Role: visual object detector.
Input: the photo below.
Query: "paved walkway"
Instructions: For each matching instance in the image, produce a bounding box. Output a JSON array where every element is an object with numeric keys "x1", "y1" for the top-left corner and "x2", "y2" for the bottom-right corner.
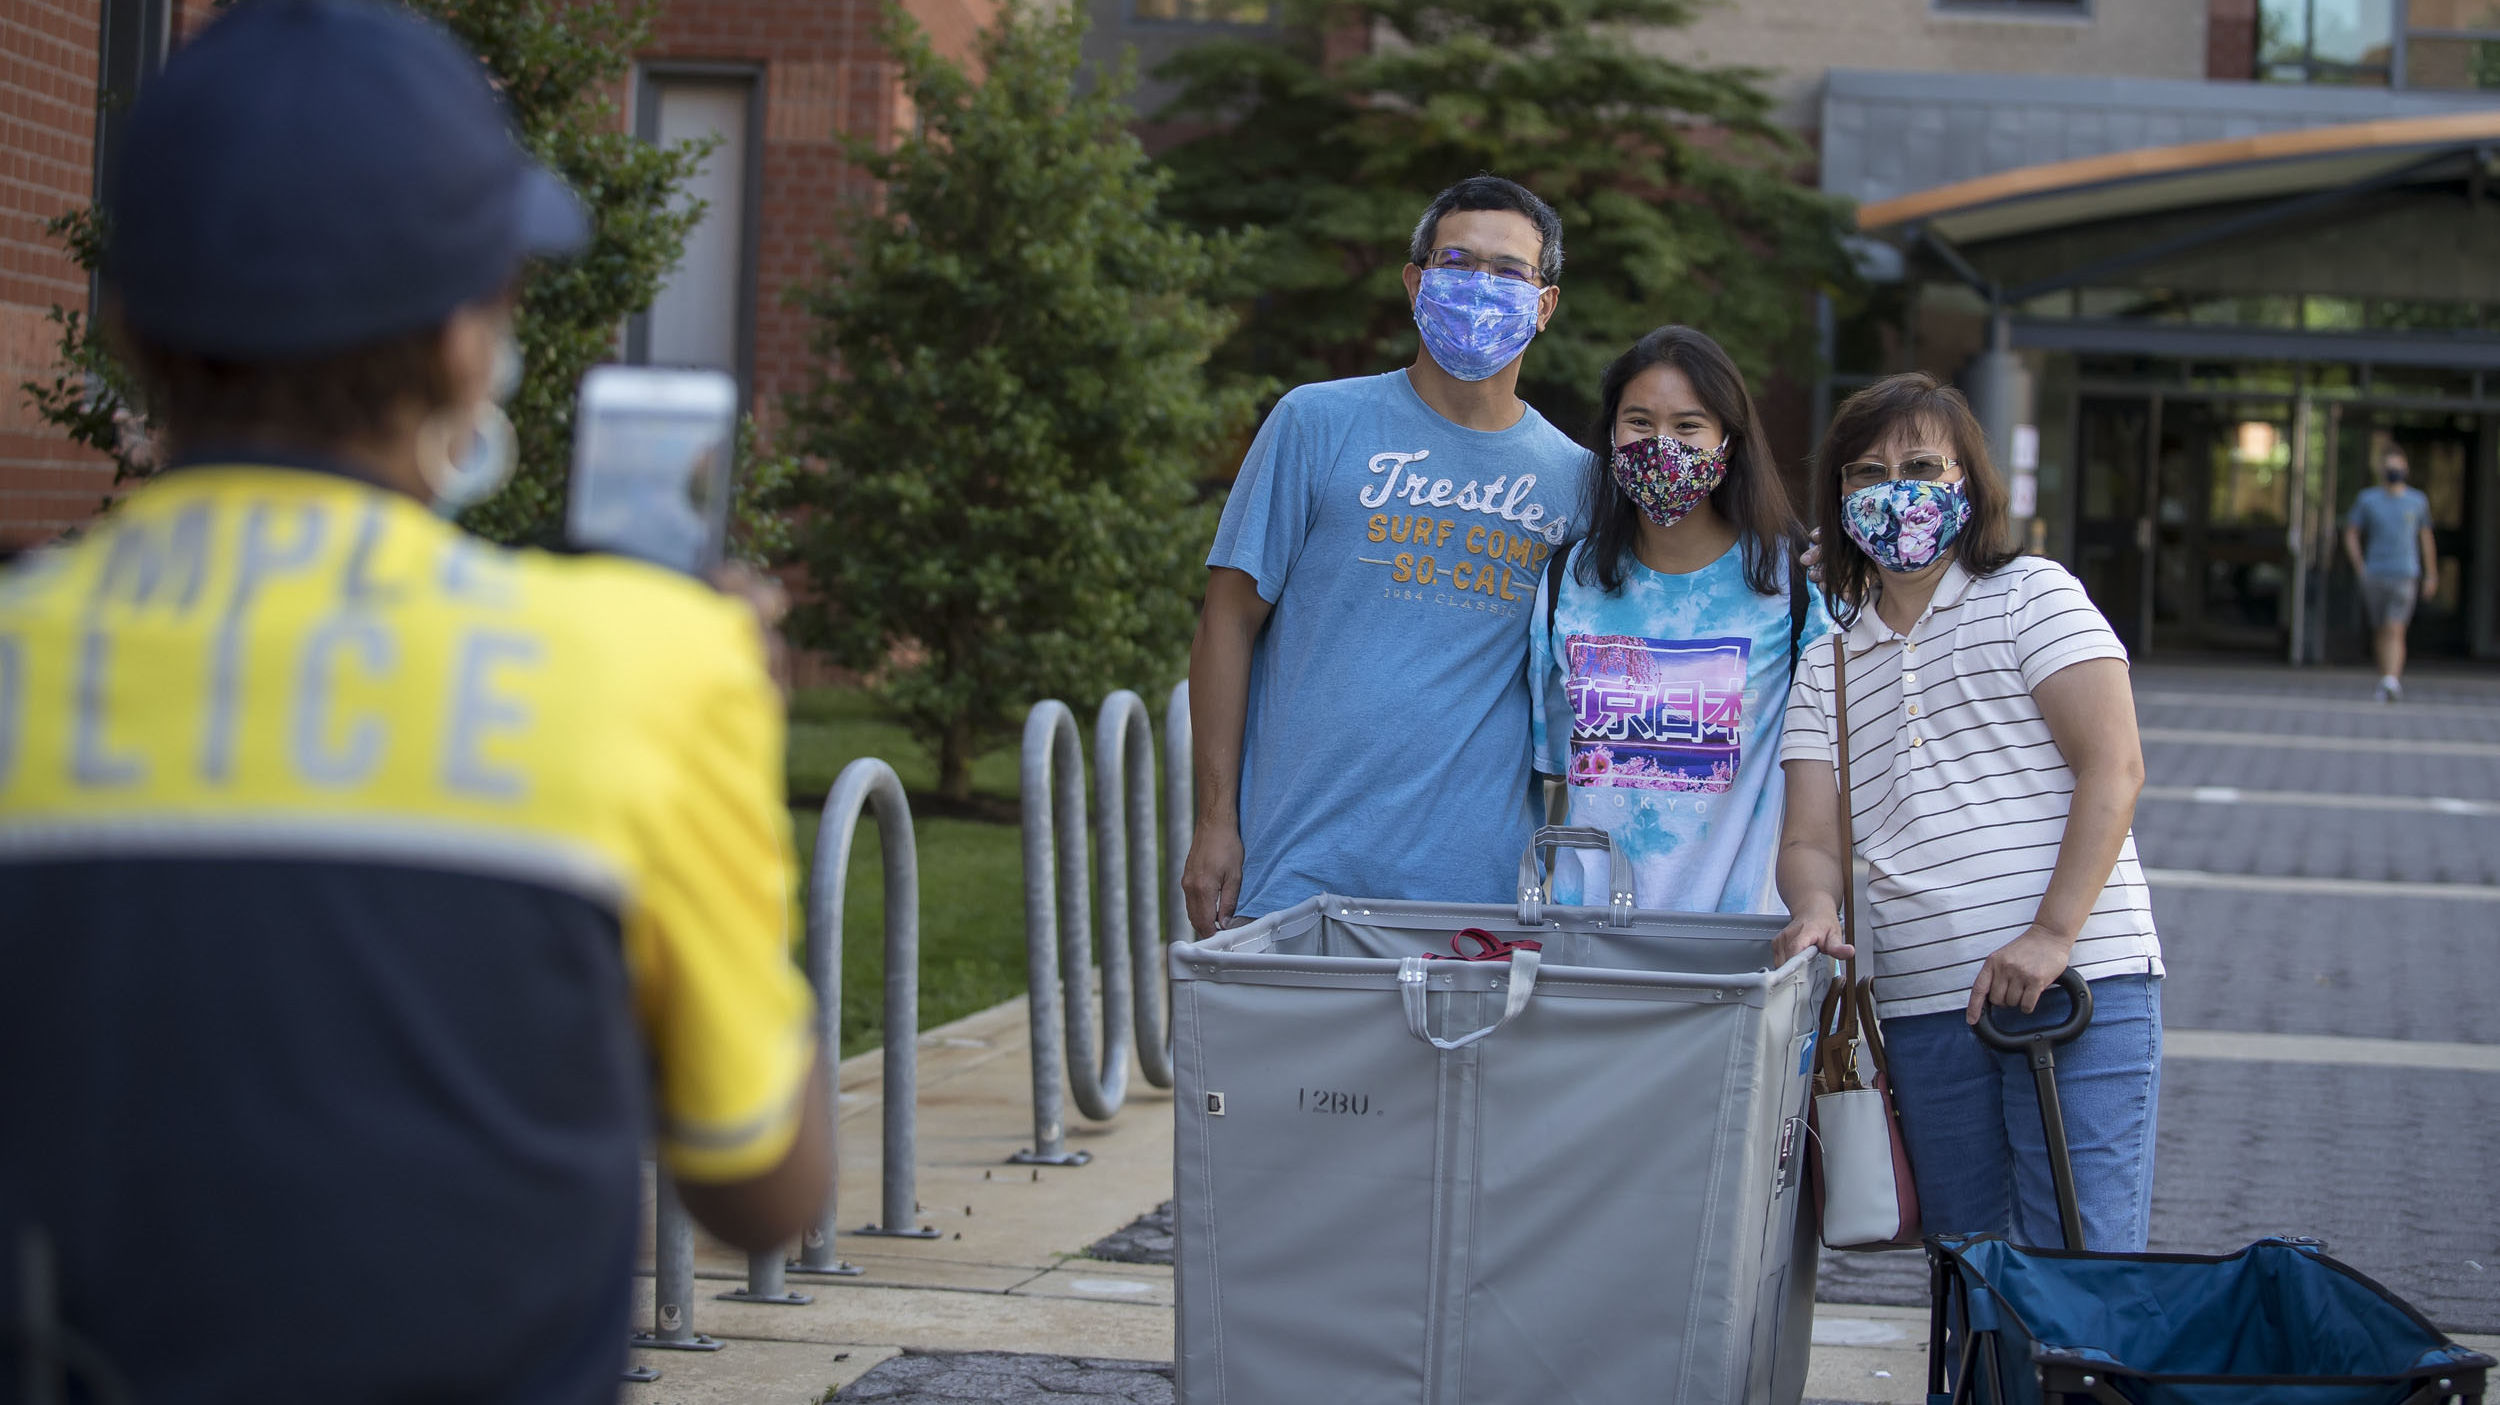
[{"x1": 629, "y1": 662, "x2": 2500, "y2": 1402}]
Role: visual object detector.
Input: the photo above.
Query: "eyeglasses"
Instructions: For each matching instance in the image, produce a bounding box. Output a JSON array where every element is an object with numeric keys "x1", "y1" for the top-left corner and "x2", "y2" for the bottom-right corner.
[
  {"x1": 1840, "y1": 454, "x2": 1959, "y2": 492},
  {"x1": 1423, "y1": 246, "x2": 1542, "y2": 286}
]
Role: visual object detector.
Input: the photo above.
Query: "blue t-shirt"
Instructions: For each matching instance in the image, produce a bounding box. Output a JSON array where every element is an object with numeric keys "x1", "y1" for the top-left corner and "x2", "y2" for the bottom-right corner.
[
  {"x1": 1209, "y1": 369, "x2": 1589, "y2": 916},
  {"x1": 1529, "y1": 539, "x2": 1827, "y2": 914},
  {"x1": 2347, "y1": 485, "x2": 2432, "y2": 578}
]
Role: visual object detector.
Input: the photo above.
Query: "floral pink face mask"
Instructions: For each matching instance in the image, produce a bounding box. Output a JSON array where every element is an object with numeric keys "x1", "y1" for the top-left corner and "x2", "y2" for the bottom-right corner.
[{"x1": 1610, "y1": 433, "x2": 1729, "y2": 528}]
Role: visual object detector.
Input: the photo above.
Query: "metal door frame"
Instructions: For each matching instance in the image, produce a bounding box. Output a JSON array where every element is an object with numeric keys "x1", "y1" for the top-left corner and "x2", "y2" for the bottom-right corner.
[{"x1": 2070, "y1": 386, "x2": 2314, "y2": 657}]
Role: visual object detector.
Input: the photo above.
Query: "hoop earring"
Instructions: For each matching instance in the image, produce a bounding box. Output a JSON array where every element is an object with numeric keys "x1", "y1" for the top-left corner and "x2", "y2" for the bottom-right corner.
[
  {"x1": 419, "y1": 402, "x2": 517, "y2": 517},
  {"x1": 415, "y1": 411, "x2": 461, "y2": 498}
]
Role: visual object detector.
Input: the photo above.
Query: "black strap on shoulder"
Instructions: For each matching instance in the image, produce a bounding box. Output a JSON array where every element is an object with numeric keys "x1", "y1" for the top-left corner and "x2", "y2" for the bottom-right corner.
[
  {"x1": 1542, "y1": 539, "x2": 1573, "y2": 645},
  {"x1": 1787, "y1": 547, "x2": 1809, "y2": 681}
]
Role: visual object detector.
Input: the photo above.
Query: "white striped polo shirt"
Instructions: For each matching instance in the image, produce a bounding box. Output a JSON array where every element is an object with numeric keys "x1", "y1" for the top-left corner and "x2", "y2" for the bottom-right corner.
[{"x1": 1778, "y1": 557, "x2": 2163, "y2": 1020}]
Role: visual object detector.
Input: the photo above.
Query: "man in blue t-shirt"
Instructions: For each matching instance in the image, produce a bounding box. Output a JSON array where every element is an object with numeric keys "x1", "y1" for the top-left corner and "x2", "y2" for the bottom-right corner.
[
  {"x1": 2343, "y1": 444, "x2": 2439, "y2": 703},
  {"x1": 1182, "y1": 177, "x2": 1591, "y2": 931}
]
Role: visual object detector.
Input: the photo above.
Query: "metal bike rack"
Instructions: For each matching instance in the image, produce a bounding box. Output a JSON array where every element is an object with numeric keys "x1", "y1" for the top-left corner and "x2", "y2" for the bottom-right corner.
[
  {"x1": 631, "y1": 756, "x2": 931, "y2": 1375},
  {"x1": 784, "y1": 756, "x2": 933, "y2": 1282},
  {"x1": 1013, "y1": 685, "x2": 1191, "y2": 1163},
  {"x1": 1014, "y1": 699, "x2": 1124, "y2": 1164},
  {"x1": 1145, "y1": 680, "x2": 1190, "y2": 1088},
  {"x1": 633, "y1": 1177, "x2": 724, "y2": 1359}
]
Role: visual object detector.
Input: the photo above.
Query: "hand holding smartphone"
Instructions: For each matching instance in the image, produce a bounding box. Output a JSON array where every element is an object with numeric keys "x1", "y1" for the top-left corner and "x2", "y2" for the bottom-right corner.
[{"x1": 566, "y1": 366, "x2": 740, "y2": 576}]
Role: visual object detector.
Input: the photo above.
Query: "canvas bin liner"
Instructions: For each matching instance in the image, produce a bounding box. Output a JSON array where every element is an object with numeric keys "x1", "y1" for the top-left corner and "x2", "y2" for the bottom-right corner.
[{"x1": 1169, "y1": 828, "x2": 1831, "y2": 1405}]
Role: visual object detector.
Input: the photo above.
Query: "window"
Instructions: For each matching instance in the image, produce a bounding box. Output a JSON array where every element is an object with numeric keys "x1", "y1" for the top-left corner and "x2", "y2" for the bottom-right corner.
[
  {"x1": 2258, "y1": 0, "x2": 2500, "y2": 87},
  {"x1": 1131, "y1": 0, "x2": 1273, "y2": 24},
  {"x1": 2401, "y1": 0, "x2": 2500, "y2": 88},
  {"x1": 629, "y1": 68, "x2": 762, "y2": 391},
  {"x1": 93, "y1": 0, "x2": 171, "y2": 183},
  {"x1": 1932, "y1": 0, "x2": 2092, "y2": 17},
  {"x1": 92, "y1": 0, "x2": 172, "y2": 312},
  {"x1": 2259, "y1": 0, "x2": 2396, "y2": 83}
]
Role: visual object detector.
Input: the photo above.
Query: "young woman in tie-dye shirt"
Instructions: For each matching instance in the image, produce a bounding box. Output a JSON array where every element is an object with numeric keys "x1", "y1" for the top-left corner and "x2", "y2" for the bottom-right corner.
[{"x1": 1528, "y1": 326, "x2": 1826, "y2": 913}]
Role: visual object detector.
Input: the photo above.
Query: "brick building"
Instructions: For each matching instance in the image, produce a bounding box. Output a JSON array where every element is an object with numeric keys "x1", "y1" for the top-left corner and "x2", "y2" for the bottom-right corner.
[
  {"x1": 0, "y1": 0, "x2": 993, "y2": 550},
  {"x1": 1, "y1": 0, "x2": 133, "y2": 549}
]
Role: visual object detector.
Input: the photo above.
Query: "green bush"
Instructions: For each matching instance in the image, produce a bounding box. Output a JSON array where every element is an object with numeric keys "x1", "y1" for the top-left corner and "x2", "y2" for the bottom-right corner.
[
  {"x1": 784, "y1": 1, "x2": 1262, "y2": 801},
  {"x1": 1152, "y1": 0, "x2": 1861, "y2": 434}
]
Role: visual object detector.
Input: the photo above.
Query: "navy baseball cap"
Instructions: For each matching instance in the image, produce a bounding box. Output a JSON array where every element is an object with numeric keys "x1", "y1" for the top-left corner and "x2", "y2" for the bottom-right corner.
[{"x1": 106, "y1": 0, "x2": 589, "y2": 359}]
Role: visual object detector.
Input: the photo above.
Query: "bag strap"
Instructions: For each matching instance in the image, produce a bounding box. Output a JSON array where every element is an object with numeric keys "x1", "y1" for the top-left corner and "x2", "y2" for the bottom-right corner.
[
  {"x1": 1840, "y1": 622, "x2": 1860, "y2": 1030},
  {"x1": 1787, "y1": 547, "x2": 1809, "y2": 683},
  {"x1": 1542, "y1": 539, "x2": 1572, "y2": 646},
  {"x1": 1812, "y1": 622, "x2": 1874, "y2": 1095},
  {"x1": 1833, "y1": 624, "x2": 1859, "y2": 1000}
]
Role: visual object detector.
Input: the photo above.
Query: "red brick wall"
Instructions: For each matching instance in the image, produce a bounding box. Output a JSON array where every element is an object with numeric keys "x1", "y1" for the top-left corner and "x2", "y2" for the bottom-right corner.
[
  {"x1": 0, "y1": 0, "x2": 1006, "y2": 548},
  {"x1": 1, "y1": 0, "x2": 106, "y2": 550},
  {"x1": 644, "y1": 0, "x2": 998, "y2": 428},
  {"x1": 2208, "y1": 0, "x2": 2257, "y2": 81}
]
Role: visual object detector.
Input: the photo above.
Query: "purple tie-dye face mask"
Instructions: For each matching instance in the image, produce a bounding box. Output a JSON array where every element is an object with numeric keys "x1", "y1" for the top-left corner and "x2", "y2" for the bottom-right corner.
[
  {"x1": 1412, "y1": 268, "x2": 1542, "y2": 382},
  {"x1": 1610, "y1": 433, "x2": 1729, "y2": 529}
]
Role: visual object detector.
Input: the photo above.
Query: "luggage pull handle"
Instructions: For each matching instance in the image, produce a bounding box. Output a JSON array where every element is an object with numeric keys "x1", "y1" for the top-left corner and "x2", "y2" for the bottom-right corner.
[
  {"x1": 1973, "y1": 969, "x2": 2094, "y2": 1252},
  {"x1": 1516, "y1": 825, "x2": 1634, "y2": 929},
  {"x1": 1398, "y1": 951, "x2": 1540, "y2": 1051}
]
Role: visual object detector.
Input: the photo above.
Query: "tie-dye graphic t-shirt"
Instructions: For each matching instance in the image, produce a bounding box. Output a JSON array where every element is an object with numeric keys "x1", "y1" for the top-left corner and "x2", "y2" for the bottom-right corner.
[{"x1": 1529, "y1": 540, "x2": 1826, "y2": 914}]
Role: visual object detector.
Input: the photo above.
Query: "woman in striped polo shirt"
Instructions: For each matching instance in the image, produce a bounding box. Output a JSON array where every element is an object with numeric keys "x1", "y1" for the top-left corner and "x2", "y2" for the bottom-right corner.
[{"x1": 1772, "y1": 373, "x2": 2165, "y2": 1252}]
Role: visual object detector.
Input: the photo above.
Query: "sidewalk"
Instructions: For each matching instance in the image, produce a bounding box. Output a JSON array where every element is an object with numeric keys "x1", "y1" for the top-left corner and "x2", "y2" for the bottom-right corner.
[
  {"x1": 630, "y1": 996, "x2": 1948, "y2": 1403},
  {"x1": 636, "y1": 661, "x2": 2500, "y2": 1400}
]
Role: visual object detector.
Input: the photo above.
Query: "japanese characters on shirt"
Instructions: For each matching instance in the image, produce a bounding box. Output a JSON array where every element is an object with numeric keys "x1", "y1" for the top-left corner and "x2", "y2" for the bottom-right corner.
[{"x1": 1564, "y1": 634, "x2": 1749, "y2": 797}]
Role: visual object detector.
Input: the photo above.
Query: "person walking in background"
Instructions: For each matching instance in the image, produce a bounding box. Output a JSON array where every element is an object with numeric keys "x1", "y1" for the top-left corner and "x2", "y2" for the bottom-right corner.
[
  {"x1": 1528, "y1": 326, "x2": 1825, "y2": 912},
  {"x1": 0, "y1": 3, "x2": 826, "y2": 1398},
  {"x1": 1773, "y1": 373, "x2": 2164, "y2": 1253},
  {"x1": 1182, "y1": 176, "x2": 1588, "y2": 934},
  {"x1": 2344, "y1": 443, "x2": 2438, "y2": 703}
]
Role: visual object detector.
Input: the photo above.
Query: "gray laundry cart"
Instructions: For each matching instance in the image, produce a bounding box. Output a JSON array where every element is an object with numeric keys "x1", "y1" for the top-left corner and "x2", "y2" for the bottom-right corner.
[{"x1": 1170, "y1": 828, "x2": 1829, "y2": 1405}]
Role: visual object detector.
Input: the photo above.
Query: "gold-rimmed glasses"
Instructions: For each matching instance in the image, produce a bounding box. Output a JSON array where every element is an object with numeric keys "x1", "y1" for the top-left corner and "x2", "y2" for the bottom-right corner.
[{"x1": 1840, "y1": 453, "x2": 1959, "y2": 493}]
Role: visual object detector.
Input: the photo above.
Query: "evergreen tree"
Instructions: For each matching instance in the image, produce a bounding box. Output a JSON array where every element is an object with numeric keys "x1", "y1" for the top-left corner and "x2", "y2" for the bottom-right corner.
[
  {"x1": 785, "y1": 1, "x2": 1259, "y2": 801},
  {"x1": 1152, "y1": 0, "x2": 1858, "y2": 437},
  {"x1": 22, "y1": 0, "x2": 722, "y2": 549}
]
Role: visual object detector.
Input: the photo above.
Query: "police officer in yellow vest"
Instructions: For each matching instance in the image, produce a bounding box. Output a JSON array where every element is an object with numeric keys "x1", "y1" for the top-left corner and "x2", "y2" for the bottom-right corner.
[{"x1": 0, "y1": 2, "x2": 828, "y2": 1398}]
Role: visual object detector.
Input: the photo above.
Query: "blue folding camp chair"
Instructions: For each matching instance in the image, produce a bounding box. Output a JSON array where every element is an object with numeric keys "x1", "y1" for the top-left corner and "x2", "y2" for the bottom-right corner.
[{"x1": 1925, "y1": 971, "x2": 2494, "y2": 1405}]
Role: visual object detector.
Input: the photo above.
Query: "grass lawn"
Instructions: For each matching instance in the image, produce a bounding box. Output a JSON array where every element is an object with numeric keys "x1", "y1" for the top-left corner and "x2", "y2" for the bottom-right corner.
[
  {"x1": 787, "y1": 688, "x2": 1020, "y2": 813},
  {"x1": 785, "y1": 688, "x2": 1028, "y2": 1057}
]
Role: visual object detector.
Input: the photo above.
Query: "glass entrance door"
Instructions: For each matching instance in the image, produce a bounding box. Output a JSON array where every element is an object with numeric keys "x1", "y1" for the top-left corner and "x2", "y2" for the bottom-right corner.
[
  {"x1": 2071, "y1": 395, "x2": 2297, "y2": 655},
  {"x1": 2158, "y1": 400, "x2": 2296, "y2": 652},
  {"x1": 2074, "y1": 397, "x2": 2153, "y2": 655}
]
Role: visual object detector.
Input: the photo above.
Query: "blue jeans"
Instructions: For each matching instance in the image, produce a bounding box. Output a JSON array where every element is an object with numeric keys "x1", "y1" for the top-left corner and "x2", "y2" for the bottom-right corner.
[{"x1": 1881, "y1": 974, "x2": 2162, "y2": 1252}]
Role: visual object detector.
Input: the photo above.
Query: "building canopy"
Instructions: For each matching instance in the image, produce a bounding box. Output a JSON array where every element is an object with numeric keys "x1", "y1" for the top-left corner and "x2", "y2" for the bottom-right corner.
[{"x1": 1826, "y1": 72, "x2": 2500, "y2": 366}]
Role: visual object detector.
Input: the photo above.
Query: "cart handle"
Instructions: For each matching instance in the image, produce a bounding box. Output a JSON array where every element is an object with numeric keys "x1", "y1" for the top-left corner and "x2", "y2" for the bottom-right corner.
[
  {"x1": 1974, "y1": 968, "x2": 2094, "y2": 1252},
  {"x1": 1516, "y1": 825, "x2": 1634, "y2": 929},
  {"x1": 1972, "y1": 969, "x2": 2094, "y2": 1053},
  {"x1": 1399, "y1": 951, "x2": 1539, "y2": 1051}
]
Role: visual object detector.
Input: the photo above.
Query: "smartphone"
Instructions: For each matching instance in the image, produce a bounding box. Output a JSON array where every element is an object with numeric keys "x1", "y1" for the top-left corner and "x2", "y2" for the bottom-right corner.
[{"x1": 566, "y1": 365, "x2": 740, "y2": 577}]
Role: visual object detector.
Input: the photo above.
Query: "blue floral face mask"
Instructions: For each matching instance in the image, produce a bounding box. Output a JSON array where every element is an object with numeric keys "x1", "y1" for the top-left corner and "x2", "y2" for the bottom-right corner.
[
  {"x1": 1841, "y1": 478, "x2": 1970, "y2": 574},
  {"x1": 1412, "y1": 267, "x2": 1543, "y2": 382}
]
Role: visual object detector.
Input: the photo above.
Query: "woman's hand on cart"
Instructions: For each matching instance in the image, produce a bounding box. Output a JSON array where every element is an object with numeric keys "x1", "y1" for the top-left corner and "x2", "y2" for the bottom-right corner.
[
  {"x1": 1965, "y1": 923, "x2": 2077, "y2": 1025},
  {"x1": 1773, "y1": 899, "x2": 1852, "y2": 963}
]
